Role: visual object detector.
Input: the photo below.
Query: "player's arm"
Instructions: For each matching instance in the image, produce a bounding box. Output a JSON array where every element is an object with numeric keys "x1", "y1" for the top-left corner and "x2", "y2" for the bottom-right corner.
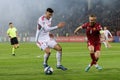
[
  {"x1": 7, "y1": 29, "x2": 11, "y2": 38},
  {"x1": 35, "y1": 24, "x2": 41, "y2": 42},
  {"x1": 43, "y1": 22, "x2": 65, "y2": 32},
  {"x1": 7, "y1": 33, "x2": 11, "y2": 38},
  {"x1": 74, "y1": 26, "x2": 82, "y2": 34},
  {"x1": 108, "y1": 30, "x2": 112, "y2": 37},
  {"x1": 7, "y1": 34, "x2": 11, "y2": 38},
  {"x1": 74, "y1": 23, "x2": 88, "y2": 34},
  {"x1": 38, "y1": 19, "x2": 65, "y2": 32}
]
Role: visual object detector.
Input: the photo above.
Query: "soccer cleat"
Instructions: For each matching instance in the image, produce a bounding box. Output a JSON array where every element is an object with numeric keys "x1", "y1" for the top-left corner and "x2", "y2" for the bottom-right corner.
[
  {"x1": 43, "y1": 64, "x2": 48, "y2": 68},
  {"x1": 56, "y1": 65, "x2": 67, "y2": 71},
  {"x1": 85, "y1": 66, "x2": 91, "y2": 72},
  {"x1": 12, "y1": 54, "x2": 16, "y2": 56},
  {"x1": 96, "y1": 66, "x2": 102, "y2": 70}
]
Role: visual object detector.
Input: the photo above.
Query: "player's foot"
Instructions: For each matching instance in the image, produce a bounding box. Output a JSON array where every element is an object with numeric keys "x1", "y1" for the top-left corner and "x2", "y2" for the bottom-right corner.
[
  {"x1": 56, "y1": 65, "x2": 67, "y2": 71},
  {"x1": 43, "y1": 64, "x2": 48, "y2": 68},
  {"x1": 12, "y1": 54, "x2": 15, "y2": 56},
  {"x1": 85, "y1": 66, "x2": 91, "y2": 72},
  {"x1": 96, "y1": 66, "x2": 102, "y2": 70}
]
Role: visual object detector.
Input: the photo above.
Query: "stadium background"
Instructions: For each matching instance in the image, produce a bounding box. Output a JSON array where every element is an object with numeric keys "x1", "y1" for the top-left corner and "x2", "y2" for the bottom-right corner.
[
  {"x1": 0, "y1": 1, "x2": 120, "y2": 80},
  {"x1": 0, "y1": 0, "x2": 120, "y2": 42}
]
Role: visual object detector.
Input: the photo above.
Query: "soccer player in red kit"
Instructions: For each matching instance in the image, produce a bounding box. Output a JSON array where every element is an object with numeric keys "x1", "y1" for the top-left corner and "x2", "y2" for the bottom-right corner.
[{"x1": 74, "y1": 14, "x2": 103, "y2": 72}]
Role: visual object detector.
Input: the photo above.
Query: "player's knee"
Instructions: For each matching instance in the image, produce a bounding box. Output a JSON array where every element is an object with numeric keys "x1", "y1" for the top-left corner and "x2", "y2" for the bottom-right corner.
[
  {"x1": 54, "y1": 44, "x2": 62, "y2": 51},
  {"x1": 90, "y1": 49, "x2": 94, "y2": 53},
  {"x1": 88, "y1": 46, "x2": 94, "y2": 53},
  {"x1": 45, "y1": 51, "x2": 51, "y2": 54},
  {"x1": 44, "y1": 48, "x2": 51, "y2": 54},
  {"x1": 95, "y1": 51, "x2": 100, "y2": 57},
  {"x1": 57, "y1": 47, "x2": 62, "y2": 51},
  {"x1": 14, "y1": 45, "x2": 17, "y2": 49}
]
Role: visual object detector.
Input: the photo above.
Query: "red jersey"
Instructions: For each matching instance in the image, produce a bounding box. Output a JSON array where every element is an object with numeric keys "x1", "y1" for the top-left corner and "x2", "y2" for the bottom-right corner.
[{"x1": 81, "y1": 22, "x2": 102, "y2": 43}]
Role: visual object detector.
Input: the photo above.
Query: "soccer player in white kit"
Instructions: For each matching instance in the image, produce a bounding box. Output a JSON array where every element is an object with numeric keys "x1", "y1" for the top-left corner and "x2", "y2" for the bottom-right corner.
[
  {"x1": 35, "y1": 8, "x2": 67, "y2": 71},
  {"x1": 103, "y1": 27, "x2": 113, "y2": 48}
]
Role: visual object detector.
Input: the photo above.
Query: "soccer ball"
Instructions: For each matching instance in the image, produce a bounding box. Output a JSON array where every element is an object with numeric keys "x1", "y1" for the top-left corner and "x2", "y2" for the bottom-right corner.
[{"x1": 44, "y1": 66, "x2": 53, "y2": 75}]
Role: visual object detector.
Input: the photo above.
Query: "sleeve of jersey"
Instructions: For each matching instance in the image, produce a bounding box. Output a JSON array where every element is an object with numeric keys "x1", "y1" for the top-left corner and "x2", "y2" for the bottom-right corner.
[
  {"x1": 38, "y1": 20, "x2": 58, "y2": 32},
  {"x1": 108, "y1": 30, "x2": 112, "y2": 37},
  {"x1": 81, "y1": 23, "x2": 87, "y2": 29},
  {"x1": 43, "y1": 25, "x2": 58, "y2": 32}
]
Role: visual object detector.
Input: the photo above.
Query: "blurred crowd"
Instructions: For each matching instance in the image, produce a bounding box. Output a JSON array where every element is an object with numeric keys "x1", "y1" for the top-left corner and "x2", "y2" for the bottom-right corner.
[
  {"x1": 1, "y1": 0, "x2": 120, "y2": 38},
  {"x1": 51, "y1": 0, "x2": 120, "y2": 36}
]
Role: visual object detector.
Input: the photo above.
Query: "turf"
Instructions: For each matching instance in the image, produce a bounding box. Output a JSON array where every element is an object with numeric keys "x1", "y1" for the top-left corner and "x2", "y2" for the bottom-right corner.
[{"x1": 0, "y1": 42, "x2": 120, "y2": 80}]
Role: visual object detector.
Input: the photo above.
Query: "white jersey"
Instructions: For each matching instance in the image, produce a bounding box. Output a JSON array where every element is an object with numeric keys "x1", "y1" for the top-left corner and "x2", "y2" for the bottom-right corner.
[
  {"x1": 104, "y1": 30, "x2": 112, "y2": 40},
  {"x1": 35, "y1": 15, "x2": 58, "y2": 42}
]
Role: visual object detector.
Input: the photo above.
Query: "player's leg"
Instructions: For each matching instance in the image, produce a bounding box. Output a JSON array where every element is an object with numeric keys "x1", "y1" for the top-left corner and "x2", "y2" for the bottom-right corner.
[
  {"x1": 12, "y1": 37, "x2": 19, "y2": 56},
  {"x1": 106, "y1": 40, "x2": 112, "y2": 48},
  {"x1": 14, "y1": 37, "x2": 19, "y2": 48},
  {"x1": 36, "y1": 41, "x2": 51, "y2": 68},
  {"x1": 94, "y1": 43, "x2": 102, "y2": 70},
  {"x1": 85, "y1": 44, "x2": 96, "y2": 72},
  {"x1": 12, "y1": 44, "x2": 19, "y2": 56},
  {"x1": 47, "y1": 39, "x2": 67, "y2": 71},
  {"x1": 94, "y1": 50, "x2": 102, "y2": 70},
  {"x1": 12, "y1": 45, "x2": 15, "y2": 56},
  {"x1": 10, "y1": 38, "x2": 15, "y2": 56},
  {"x1": 105, "y1": 36, "x2": 112, "y2": 48},
  {"x1": 54, "y1": 44, "x2": 62, "y2": 66},
  {"x1": 88, "y1": 45, "x2": 97, "y2": 66},
  {"x1": 54, "y1": 44, "x2": 67, "y2": 71},
  {"x1": 94, "y1": 42, "x2": 101, "y2": 61},
  {"x1": 103, "y1": 40, "x2": 108, "y2": 48},
  {"x1": 14, "y1": 43, "x2": 19, "y2": 49},
  {"x1": 43, "y1": 47, "x2": 51, "y2": 68}
]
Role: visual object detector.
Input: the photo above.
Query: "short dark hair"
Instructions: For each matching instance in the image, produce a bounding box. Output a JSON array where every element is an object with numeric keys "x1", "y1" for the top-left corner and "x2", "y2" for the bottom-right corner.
[
  {"x1": 46, "y1": 8, "x2": 54, "y2": 13},
  {"x1": 89, "y1": 14, "x2": 96, "y2": 17},
  {"x1": 9, "y1": 22, "x2": 13, "y2": 25}
]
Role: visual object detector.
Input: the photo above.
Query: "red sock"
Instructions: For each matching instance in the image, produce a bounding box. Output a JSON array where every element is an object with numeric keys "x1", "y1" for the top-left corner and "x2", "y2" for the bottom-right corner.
[
  {"x1": 90, "y1": 53, "x2": 97, "y2": 66},
  {"x1": 96, "y1": 58, "x2": 99, "y2": 62}
]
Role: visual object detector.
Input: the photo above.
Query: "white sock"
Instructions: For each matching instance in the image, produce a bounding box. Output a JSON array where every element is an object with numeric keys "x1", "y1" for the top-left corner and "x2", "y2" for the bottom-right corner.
[
  {"x1": 88, "y1": 64, "x2": 91, "y2": 67},
  {"x1": 95, "y1": 64, "x2": 98, "y2": 68},
  {"x1": 103, "y1": 42, "x2": 107, "y2": 48},
  {"x1": 43, "y1": 53, "x2": 50, "y2": 65},
  {"x1": 56, "y1": 51, "x2": 62, "y2": 66}
]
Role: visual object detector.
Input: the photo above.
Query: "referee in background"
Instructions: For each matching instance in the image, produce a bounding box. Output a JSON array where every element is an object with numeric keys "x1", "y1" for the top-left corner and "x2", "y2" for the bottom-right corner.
[{"x1": 7, "y1": 22, "x2": 19, "y2": 56}]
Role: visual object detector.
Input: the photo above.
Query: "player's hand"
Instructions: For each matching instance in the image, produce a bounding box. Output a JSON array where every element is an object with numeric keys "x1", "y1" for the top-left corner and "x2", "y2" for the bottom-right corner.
[
  {"x1": 74, "y1": 31, "x2": 78, "y2": 35},
  {"x1": 74, "y1": 26, "x2": 82, "y2": 35},
  {"x1": 9, "y1": 36, "x2": 11, "y2": 39},
  {"x1": 74, "y1": 31, "x2": 76, "y2": 34},
  {"x1": 57, "y1": 22, "x2": 65, "y2": 28}
]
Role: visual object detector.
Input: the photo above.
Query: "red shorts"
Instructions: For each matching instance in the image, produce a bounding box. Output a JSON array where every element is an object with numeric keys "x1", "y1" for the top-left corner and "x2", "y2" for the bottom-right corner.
[{"x1": 87, "y1": 41, "x2": 101, "y2": 52}]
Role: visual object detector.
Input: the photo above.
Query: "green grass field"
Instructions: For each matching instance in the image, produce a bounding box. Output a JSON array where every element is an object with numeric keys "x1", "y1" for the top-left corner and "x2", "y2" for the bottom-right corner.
[{"x1": 0, "y1": 42, "x2": 120, "y2": 80}]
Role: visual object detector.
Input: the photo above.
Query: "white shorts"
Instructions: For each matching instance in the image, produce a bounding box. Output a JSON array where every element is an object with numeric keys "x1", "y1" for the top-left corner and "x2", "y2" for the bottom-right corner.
[{"x1": 36, "y1": 39, "x2": 57, "y2": 50}]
